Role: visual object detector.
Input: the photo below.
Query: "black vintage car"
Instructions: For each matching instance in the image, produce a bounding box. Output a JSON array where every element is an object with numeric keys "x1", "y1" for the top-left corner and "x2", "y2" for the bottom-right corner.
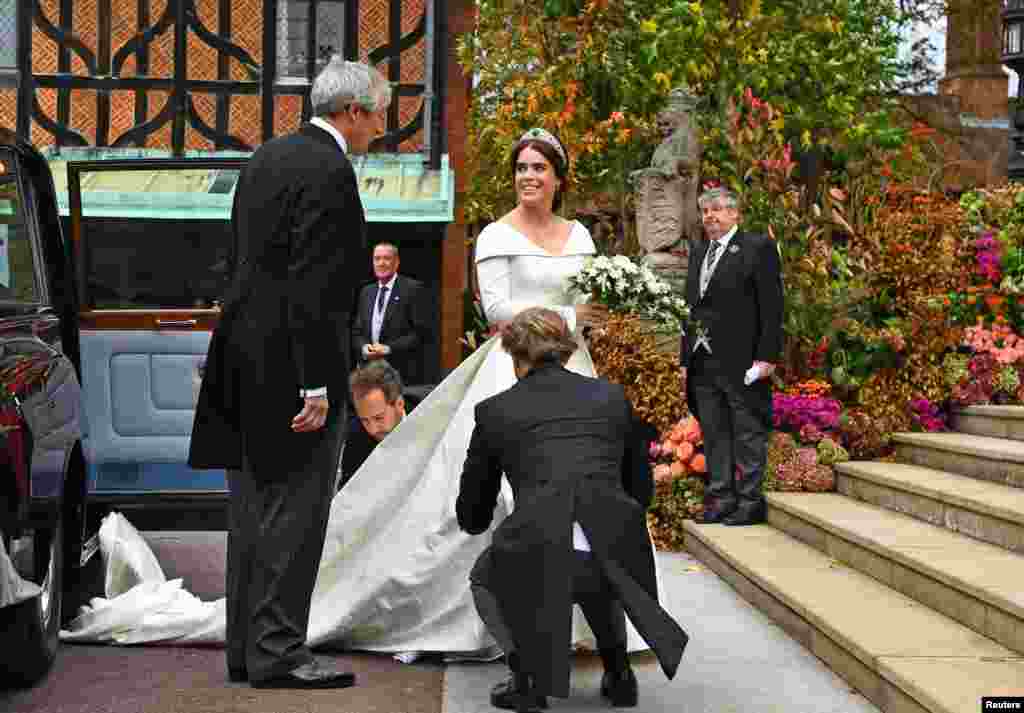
[
  {"x1": 0, "y1": 130, "x2": 89, "y2": 686},
  {"x1": 0, "y1": 131, "x2": 243, "y2": 686}
]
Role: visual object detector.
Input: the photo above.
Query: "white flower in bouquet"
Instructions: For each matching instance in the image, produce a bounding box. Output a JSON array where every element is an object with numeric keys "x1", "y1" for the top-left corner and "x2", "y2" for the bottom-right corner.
[{"x1": 569, "y1": 255, "x2": 691, "y2": 332}]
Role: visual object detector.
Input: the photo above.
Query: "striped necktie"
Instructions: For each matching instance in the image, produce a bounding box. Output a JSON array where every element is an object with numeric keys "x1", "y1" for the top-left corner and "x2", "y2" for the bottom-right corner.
[{"x1": 700, "y1": 240, "x2": 722, "y2": 297}]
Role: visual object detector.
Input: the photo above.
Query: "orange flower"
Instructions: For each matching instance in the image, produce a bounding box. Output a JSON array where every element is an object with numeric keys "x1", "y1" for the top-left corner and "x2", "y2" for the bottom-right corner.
[
  {"x1": 689, "y1": 454, "x2": 706, "y2": 473},
  {"x1": 967, "y1": 296, "x2": 977, "y2": 305},
  {"x1": 669, "y1": 462, "x2": 686, "y2": 478},
  {"x1": 682, "y1": 417, "x2": 703, "y2": 444},
  {"x1": 986, "y1": 295, "x2": 1005, "y2": 309},
  {"x1": 675, "y1": 442, "x2": 695, "y2": 464}
]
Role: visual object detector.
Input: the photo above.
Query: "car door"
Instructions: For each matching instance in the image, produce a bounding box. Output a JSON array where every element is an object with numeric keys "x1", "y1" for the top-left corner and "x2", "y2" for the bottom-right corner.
[{"x1": 67, "y1": 158, "x2": 243, "y2": 521}]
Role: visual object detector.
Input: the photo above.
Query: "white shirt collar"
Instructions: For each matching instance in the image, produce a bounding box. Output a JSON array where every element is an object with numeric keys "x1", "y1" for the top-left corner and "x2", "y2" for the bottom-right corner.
[
  {"x1": 715, "y1": 225, "x2": 738, "y2": 248},
  {"x1": 309, "y1": 117, "x2": 348, "y2": 154},
  {"x1": 378, "y1": 274, "x2": 398, "y2": 290}
]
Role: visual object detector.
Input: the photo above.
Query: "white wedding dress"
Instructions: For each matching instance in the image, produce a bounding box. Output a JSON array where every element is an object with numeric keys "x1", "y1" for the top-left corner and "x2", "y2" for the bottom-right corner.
[{"x1": 61, "y1": 220, "x2": 663, "y2": 658}]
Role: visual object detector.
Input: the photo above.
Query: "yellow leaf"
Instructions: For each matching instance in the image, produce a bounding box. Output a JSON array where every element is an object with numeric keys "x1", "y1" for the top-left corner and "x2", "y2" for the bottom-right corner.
[
  {"x1": 801, "y1": 129, "x2": 812, "y2": 148},
  {"x1": 640, "y1": 19, "x2": 658, "y2": 34}
]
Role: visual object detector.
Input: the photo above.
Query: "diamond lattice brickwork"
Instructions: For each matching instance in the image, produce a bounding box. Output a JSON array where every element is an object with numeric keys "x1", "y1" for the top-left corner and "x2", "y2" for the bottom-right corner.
[
  {"x1": 17, "y1": 0, "x2": 428, "y2": 151},
  {"x1": 108, "y1": 89, "x2": 136, "y2": 144},
  {"x1": 0, "y1": 90, "x2": 16, "y2": 134},
  {"x1": 70, "y1": 0, "x2": 97, "y2": 75},
  {"x1": 32, "y1": 0, "x2": 59, "y2": 74}
]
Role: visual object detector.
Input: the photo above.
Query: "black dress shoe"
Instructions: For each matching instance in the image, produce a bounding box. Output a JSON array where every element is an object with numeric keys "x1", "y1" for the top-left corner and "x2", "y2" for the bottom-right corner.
[
  {"x1": 490, "y1": 675, "x2": 548, "y2": 711},
  {"x1": 697, "y1": 505, "x2": 736, "y2": 524},
  {"x1": 600, "y1": 667, "x2": 638, "y2": 707},
  {"x1": 723, "y1": 502, "x2": 766, "y2": 526},
  {"x1": 250, "y1": 661, "x2": 356, "y2": 690},
  {"x1": 599, "y1": 645, "x2": 638, "y2": 707},
  {"x1": 491, "y1": 652, "x2": 547, "y2": 712},
  {"x1": 228, "y1": 667, "x2": 247, "y2": 682}
]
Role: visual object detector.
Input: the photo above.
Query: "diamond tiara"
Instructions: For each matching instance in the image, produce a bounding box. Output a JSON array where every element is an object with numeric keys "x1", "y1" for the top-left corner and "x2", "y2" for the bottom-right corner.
[{"x1": 518, "y1": 127, "x2": 567, "y2": 166}]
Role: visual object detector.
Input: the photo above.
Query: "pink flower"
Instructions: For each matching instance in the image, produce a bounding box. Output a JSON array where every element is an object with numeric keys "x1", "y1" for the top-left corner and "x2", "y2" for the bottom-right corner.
[{"x1": 653, "y1": 464, "x2": 673, "y2": 482}]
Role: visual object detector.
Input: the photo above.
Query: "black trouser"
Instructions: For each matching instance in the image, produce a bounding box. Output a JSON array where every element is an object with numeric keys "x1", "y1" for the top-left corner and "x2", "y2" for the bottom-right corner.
[
  {"x1": 690, "y1": 351, "x2": 768, "y2": 512},
  {"x1": 471, "y1": 550, "x2": 627, "y2": 658},
  {"x1": 225, "y1": 415, "x2": 342, "y2": 682}
]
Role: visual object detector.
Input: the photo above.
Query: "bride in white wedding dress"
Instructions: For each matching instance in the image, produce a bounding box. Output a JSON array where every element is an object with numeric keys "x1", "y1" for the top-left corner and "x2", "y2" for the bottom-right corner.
[{"x1": 62, "y1": 128, "x2": 663, "y2": 658}]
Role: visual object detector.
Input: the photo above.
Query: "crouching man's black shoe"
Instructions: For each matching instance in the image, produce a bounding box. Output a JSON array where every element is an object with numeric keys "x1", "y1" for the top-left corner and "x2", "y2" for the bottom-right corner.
[
  {"x1": 599, "y1": 646, "x2": 638, "y2": 707},
  {"x1": 227, "y1": 667, "x2": 247, "y2": 683},
  {"x1": 490, "y1": 652, "x2": 548, "y2": 712},
  {"x1": 250, "y1": 660, "x2": 356, "y2": 689}
]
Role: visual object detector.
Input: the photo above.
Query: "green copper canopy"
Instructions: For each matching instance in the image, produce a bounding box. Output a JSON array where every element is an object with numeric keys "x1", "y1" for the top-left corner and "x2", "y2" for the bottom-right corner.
[{"x1": 45, "y1": 149, "x2": 453, "y2": 223}]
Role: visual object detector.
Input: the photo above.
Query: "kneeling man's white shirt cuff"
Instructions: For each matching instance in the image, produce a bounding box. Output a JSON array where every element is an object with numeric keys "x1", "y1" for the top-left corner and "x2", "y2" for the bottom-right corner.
[
  {"x1": 572, "y1": 521, "x2": 591, "y2": 551},
  {"x1": 300, "y1": 386, "x2": 328, "y2": 398}
]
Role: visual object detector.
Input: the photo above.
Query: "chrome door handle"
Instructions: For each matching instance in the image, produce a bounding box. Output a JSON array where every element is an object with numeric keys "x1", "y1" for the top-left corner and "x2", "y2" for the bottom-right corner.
[{"x1": 154, "y1": 319, "x2": 198, "y2": 328}]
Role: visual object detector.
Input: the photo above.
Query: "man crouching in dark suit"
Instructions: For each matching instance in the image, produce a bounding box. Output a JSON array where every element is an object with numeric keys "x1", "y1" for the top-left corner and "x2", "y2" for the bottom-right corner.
[
  {"x1": 189, "y1": 58, "x2": 389, "y2": 689},
  {"x1": 457, "y1": 308, "x2": 688, "y2": 712}
]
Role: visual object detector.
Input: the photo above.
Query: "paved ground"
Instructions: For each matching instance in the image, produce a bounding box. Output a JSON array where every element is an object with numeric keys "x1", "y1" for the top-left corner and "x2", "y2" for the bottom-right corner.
[
  {"x1": 444, "y1": 551, "x2": 880, "y2": 713},
  {"x1": 1, "y1": 532, "x2": 880, "y2": 713}
]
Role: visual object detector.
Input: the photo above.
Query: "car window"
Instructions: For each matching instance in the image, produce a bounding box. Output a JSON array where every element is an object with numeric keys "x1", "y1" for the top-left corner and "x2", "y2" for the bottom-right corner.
[
  {"x1": 75, "y1": 166, "x2": 237, "y2": 310},
  {"x1": 0, "y1": 155, "x2": 42, "y2": 305}
]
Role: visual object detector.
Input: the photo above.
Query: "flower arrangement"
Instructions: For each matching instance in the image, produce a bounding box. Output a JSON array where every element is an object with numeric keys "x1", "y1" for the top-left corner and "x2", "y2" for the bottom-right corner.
[
  {"x1": 647, "y1": 416, "x2": 706, "y2": 550},
  {"x1": 588, "y1": 314, "x2": 685, "y2": 434},
  {"x1": 974, "y1": 231, "x2": 1002, "y2": 284},
  {"x1": 568, "y1": 254, "x2": 691, "y2": 332},
  {"x1": 772, "y1": 393, "x2": 842, "y2": 433},
  {"x1": 765, "y1": 434, "x2": 839, "y2": 492},
  {"x1": 908, "y1": 398, "x2": 946, "y2": 432}
]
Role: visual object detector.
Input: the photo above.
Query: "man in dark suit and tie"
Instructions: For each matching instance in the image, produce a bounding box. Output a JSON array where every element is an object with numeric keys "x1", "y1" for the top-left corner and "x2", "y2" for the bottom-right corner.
[
  {"x1": 189, "y1": 58, "x2": 390, "y2": 688},
  {"x1": 457, "y1": 308, "x2": 688, "y2": 712},
  {"x1": 680, "y1": 186, "x2": 784, "y2": 526},
  {"x1": 351, "y1": 242, "x2": 430, "y2": 385}
]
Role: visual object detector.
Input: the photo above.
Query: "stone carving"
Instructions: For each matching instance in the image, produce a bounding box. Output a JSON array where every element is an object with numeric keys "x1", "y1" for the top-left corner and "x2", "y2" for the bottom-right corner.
[{"x1": 631, "y1": 85, "x2": 702, "y2": 302}]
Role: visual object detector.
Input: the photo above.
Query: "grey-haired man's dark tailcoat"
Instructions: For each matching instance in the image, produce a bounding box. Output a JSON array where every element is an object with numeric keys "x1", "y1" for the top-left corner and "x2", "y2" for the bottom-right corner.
[{"x1": 188, "y1": 123, "x2": 368, "y2": 682}]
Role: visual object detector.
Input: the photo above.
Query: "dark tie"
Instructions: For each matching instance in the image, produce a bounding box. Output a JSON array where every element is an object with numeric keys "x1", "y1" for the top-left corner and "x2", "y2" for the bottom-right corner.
[
  {"x1": 377, "y1": 284, "x2": 389, "y2": 312},
  {"x1": 700, "y1": 240, "x2": 721, "y2": 296}
]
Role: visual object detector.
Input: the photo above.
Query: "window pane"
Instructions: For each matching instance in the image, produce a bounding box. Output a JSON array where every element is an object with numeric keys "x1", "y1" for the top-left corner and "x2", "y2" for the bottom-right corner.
[
  {"x1": 278, "y1": 0, "x2": 346, "y2": 79},
  {"x1": 0, "y1": 0, "x2": 16, "y2": 69},
  {"x1": 76, "y1": 167, "x2": 237, "y2": 309},
  {"x1": 0, "y1": 162, "x2": 41, "y2": 304}
]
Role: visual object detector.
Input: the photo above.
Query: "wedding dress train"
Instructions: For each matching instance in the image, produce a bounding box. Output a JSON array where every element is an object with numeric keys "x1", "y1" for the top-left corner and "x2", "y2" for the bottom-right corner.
[{"x1": 61, "y1": 221, "x2": 664, "y2": 658}]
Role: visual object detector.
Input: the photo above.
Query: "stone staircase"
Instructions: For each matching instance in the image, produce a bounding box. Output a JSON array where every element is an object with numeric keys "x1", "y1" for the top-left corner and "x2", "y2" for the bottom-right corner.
[{"x1": 684, "y1": 405, "x2": 1024, "y2": 713}]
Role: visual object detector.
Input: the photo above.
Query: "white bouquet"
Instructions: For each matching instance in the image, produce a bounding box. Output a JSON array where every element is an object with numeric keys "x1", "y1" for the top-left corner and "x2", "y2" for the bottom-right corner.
[{"x1": 568, "y1": 254, "x2": 691, "y2": 332}]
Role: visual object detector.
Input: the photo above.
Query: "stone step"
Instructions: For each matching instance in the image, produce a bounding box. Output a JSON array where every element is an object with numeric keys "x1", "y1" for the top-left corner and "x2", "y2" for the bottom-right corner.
[
  {"x1": 684, "y1": 522, "x2": 1024, "y2": 713},
  {"x1": 834, "y1": 460, "x2": 1024, "y2": 554},
  {"x1": 892, "y1": 432, "x2": 1024, "y2": 489},
  {"x1": 951, "y1": 405, "x2": 1024, "y2": 442},
  {"x1": 764, "y1": 492, "x2": 1024, "y2": 656}
]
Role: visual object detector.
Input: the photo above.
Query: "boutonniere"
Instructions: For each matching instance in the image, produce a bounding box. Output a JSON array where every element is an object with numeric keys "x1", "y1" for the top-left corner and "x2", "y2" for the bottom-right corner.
[{"x1": 728, "y1": 244, "x2": 740, "y2": 254}]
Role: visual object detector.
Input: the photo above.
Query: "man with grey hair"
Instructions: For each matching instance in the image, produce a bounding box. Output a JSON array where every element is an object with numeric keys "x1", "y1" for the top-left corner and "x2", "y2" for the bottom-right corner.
[
  {"x1": 189, "y1": 58, "x2": 390, "y2": 689},
  {"x1": 680, "y1": 186, "x2": 784, "y2": 526}
]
